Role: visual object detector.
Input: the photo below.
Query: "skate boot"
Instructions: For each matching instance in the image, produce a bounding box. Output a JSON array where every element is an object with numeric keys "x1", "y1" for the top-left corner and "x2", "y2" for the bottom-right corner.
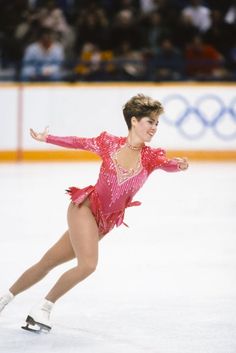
[
  {"x1": 0, "y1": 291, "x2": 14, "y2": 314},
  {"x1": 22, "y1": 299, "x2": 54, "y2": 333}
]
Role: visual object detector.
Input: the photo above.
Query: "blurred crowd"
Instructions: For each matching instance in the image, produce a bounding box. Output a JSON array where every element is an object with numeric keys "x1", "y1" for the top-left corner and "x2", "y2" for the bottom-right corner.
[{"x1": 0, "y1": 0, "x2": 236, "y2": 81}]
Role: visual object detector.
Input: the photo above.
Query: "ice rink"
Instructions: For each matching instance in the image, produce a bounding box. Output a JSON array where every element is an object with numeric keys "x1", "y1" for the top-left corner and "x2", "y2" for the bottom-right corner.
[{"x1": 0, "y1": 161, "x2": 236, "y2": 353}]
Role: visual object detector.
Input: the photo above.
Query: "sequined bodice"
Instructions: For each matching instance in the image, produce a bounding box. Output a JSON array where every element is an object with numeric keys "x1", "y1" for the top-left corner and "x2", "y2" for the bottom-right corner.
[
  {"x1": 46, "y1": 131, "x2": 180, "y2": 215},
  {"x1": 96, "y1": 151, "x2": 147, "y2": 214},
  {"x1": 111, "y1": 148, "x2": 142, "y2": 185}
]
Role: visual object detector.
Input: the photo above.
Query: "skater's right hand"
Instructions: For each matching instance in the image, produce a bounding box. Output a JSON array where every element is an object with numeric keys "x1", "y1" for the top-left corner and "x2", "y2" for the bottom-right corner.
[{"x1": 30, "y1": 126, "x2": 49, "y2": 142}]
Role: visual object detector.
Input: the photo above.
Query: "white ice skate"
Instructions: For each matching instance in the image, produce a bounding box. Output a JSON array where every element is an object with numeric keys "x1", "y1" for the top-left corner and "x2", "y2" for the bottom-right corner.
[
  {"x1": 21, "y1": 299, "x2": 54, "y2": 333},
  {"x1": 0, "y1": 291, "x2": 14, "y2": 314}
]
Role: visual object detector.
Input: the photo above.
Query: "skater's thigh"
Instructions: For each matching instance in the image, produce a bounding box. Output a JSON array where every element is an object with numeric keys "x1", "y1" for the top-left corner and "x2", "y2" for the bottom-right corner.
[
  {"x1": 40, "y1": 230, "x2": 75, "y2": 267},
  {"x1": 67, "y1": 202, "x2": 99, "y2": 265}
]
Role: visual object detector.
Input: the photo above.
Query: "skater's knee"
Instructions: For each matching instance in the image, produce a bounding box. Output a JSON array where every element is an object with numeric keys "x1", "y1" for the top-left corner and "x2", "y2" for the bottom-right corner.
[{"x1": 78, "y1": 259, "x2": 97, "y2": 276}]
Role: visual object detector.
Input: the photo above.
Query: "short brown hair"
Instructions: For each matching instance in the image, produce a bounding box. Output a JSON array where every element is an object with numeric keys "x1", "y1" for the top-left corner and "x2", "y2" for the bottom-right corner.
[{"x1": 123, "y1": 94, "x2": 164, "y2": 129}]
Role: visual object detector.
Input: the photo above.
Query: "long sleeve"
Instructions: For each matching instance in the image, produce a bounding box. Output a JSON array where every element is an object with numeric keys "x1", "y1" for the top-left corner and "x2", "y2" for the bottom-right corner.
[
  {"x1": 46, "y1": 131, "x2": 106, "y2": 156},
  {"x1": 144, "y1": 147, "x2": 180, "y2": 173},
  {"x1": 157, "y1": 156, "x2": 180, "y2": 172}
]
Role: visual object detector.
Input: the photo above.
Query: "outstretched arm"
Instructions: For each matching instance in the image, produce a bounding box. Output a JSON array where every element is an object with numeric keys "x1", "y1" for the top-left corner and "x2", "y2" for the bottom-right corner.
[
  {"x1": 30, "y1": 127, "x2": 105, "y2": 155},
  {"x1": 158, "y1": 156, "x2": 189, "y2": 172},
  {"x1": 149, "y1": 148, "x2": 189, "y2": 172}
]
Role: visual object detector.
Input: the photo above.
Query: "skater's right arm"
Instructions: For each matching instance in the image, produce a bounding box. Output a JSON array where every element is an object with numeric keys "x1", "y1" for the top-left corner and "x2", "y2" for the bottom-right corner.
[{"x1": 30, "y1": 127, "x2": 106, "y2": 155}]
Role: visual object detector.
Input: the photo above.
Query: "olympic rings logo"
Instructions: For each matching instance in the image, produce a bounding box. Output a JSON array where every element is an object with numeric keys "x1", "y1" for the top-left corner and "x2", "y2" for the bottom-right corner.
[{"x1": 162, "y1": 94, "x2": 236, "y2": 140}]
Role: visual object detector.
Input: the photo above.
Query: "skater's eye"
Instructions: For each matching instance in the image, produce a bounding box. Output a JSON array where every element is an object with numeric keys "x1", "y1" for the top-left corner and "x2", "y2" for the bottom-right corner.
[{"x1": 148, "y1": 119, "x2": 159, "y2": 126}]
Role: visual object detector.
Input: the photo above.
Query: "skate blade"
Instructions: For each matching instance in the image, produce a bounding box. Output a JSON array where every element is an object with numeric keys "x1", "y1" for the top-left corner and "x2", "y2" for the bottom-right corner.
[
  {"x1": 21, "y1": 324, "x2": 42, "y2": 333},
  {"x1": 21, "y1": 315, "x2": 51, "y2": 333}
]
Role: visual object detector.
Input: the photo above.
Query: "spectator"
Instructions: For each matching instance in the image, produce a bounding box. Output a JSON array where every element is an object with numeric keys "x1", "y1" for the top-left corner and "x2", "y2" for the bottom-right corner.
[
  {"x1": 224, "y1": 0, "x2": 236, "y2": 25},
  {"x1": 149, "y1": 37, "x2": 184, "y2": 80},
  {"x1": 204, "y1": 10, "x2": 234, "y2": 57},
  {"x1": 37, "y1": 1, "x2": 75, "y2": 59},
  {"x1": 181, "y1": 0, "x2": 212, "y2": 32},
  {"x1": 114, "y1": 40, "x2": 146, "y2": 80},
  {"x1": 111, "y1": 9, "x2": 143, "y2": 50},
  {"x1": 171, "y1": 12, "x2": 199, "y2": 51},
  {"x1": 20, "y1": 27, "x2": 65, "y2": 81},
  {"x1": 74, "y1": 42, "x2": 114, "y2": 81},
  {"x1": 75, "y1": 7, "x2": 110, "y2": 52},
  {"x1": 144, "y1": 11, "x2": 171, "y2": 53},
  {"x1": 185, "y1": 35, "x2": 226, "y2": 79},
  {"x1": 139, "y1": 0, "x2": 158, "y2": 14},
  {"x1": 117, "y1": 0, "x2": 139, "y2": 14},
  {"x1": 14, "y1": 8, "x2": 46, "y2": 60}
]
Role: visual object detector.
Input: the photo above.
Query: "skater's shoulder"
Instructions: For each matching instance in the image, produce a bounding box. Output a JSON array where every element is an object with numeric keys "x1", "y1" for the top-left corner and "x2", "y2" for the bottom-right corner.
[
  {"x1": 99, "y1": 131, "x2": 126, "y2": 144},
  {"x1": 143, "y1": 145, "x2": 166, "y2": 156}
]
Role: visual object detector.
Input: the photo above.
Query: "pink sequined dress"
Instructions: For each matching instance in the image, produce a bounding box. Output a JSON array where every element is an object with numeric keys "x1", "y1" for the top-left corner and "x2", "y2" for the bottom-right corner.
[{"x1": 46, "y1": 131, "x2": 180, "y2": 236}]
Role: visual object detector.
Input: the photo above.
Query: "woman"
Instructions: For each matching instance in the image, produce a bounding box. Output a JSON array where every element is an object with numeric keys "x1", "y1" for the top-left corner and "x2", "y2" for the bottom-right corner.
[{"x1": 0, "y1": 94, "x2": 188, "y2": 332}]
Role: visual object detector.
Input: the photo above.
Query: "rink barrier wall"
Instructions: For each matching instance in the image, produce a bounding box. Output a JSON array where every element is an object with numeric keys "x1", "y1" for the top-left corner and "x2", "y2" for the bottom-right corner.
[
  {"x1": 1, "y1": 150, "x2": 236, "y2": 162},
  {"x1": 1, "y1": 82, "x2": 236, "y2": 162}
]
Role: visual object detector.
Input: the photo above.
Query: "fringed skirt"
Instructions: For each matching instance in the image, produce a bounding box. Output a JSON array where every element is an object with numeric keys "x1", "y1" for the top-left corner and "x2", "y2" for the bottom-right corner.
[{"x1": 66, "y1": 186, "x2": 127, "y2": 236}]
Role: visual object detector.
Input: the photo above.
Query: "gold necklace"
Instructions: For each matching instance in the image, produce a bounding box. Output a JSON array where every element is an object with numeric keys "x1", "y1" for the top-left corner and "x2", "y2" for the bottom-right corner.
[{"x1": 126, "y1": 141, "x2": 143, "y2": 151}]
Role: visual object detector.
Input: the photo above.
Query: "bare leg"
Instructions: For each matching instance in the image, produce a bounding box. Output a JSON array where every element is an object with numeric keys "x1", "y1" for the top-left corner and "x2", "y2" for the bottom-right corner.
[
  {"x1": 45, "y1": 202, "x2": 99, "y2": 303},
  {"x1": 10, "y1": 231, "x2": 75, "y2": 296}
]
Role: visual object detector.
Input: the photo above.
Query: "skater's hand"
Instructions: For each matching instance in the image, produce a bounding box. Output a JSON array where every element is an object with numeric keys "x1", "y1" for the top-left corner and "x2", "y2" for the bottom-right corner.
[
  {"x1": 30, "y1": 126, "x2": 49, "y2": 142},
  {"x1": 174, "y1": 157, "x2": 189, "y2": 171}
]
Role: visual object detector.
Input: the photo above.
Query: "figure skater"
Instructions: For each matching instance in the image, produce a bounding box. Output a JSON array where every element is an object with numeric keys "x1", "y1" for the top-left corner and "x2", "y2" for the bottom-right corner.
[{"x1": 0, "y1": 94, "x2": 188, "y2": 332}]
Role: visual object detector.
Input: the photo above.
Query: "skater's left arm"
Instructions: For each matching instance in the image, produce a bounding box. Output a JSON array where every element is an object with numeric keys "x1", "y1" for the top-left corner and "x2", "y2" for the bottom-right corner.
[{"x1": 149, "y1": 148, "x2": 189, "y2": 172}]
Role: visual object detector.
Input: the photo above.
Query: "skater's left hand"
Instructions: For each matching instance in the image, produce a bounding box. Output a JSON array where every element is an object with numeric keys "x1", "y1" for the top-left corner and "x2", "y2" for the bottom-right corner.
[{"x1": 174, "y1": 157, "x2": 189, "y2": 171}]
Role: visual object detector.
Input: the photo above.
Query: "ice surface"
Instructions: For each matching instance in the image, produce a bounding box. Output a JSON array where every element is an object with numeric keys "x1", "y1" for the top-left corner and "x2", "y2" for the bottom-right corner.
[{"x1": 0, "y1": 162, "x2": 236, "y2": 353}]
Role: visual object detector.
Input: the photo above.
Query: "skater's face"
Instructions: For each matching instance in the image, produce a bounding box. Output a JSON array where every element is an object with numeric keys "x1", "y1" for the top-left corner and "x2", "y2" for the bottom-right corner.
[{"x1": 131, "y1": 114, "x2": 159, "y2": 142}]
